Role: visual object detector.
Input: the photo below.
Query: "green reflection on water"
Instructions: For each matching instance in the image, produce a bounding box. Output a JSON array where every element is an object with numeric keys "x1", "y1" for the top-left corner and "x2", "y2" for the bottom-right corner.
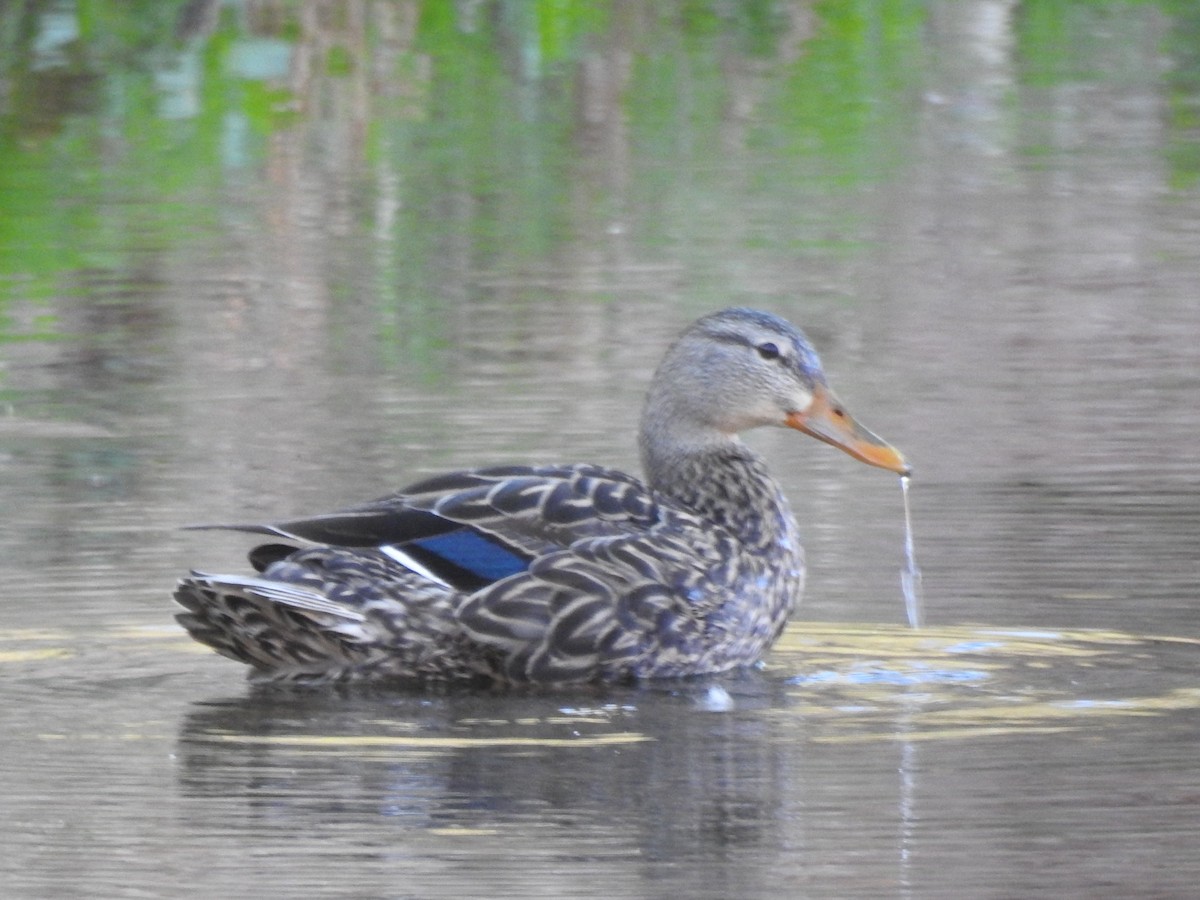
[
  {"x1": 1, "y1": 0, "x2": 1197, "y2": 354},
  {"x1": 0, "y1": 1, "x2": 931, "y2": 337}
]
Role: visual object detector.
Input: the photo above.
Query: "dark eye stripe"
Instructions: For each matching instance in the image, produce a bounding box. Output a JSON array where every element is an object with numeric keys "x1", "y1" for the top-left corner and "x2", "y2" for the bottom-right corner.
[{"x1": 705, "y1": 328, "x2": 790, "y2": 364}]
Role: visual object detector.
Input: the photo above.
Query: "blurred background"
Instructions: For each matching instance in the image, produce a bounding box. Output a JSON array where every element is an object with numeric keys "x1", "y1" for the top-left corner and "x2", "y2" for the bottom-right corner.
[
  {"x1": 3, "y1": 2, "x2": 1200, "y2": 897},
  {"x1": 4, "y1": 0, "x2": 1198, "y2": 628}
]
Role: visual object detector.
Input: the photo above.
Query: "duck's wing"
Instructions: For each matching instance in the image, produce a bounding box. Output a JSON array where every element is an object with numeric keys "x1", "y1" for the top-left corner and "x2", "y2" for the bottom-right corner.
[
  {"x1": 455, "y1": 527, "x2": 733, "y2": 683},
  {"x1": 196, "y1": 464, "x2": 682, "y2": 596}
]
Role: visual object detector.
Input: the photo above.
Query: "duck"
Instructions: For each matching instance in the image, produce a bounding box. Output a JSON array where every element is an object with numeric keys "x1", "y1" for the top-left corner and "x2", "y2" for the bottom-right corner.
[{"x1": 174, "y1": 308, "x2": 908, "y2": 685}]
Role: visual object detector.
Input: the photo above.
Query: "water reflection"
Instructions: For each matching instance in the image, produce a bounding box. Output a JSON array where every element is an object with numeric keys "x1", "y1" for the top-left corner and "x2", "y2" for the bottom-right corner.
[
  {"x1": 174, "y1": 675, "x2": 891, "y2": 897},
  {"x1": 164, "y1": 621, "x2": 1200, "y2": 895},
  {"x1": 4, "y1": 613, "x2": 1200, "y2": 896}
]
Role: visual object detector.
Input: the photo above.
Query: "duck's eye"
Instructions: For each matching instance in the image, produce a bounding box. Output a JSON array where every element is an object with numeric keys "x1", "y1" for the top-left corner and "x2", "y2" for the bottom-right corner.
[{"x1": 756, "y1": 342, "x2": 781, "y2": 361}]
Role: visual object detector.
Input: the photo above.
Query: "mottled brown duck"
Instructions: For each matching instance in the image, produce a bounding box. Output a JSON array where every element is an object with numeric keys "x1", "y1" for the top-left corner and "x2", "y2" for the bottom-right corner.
[{"x1": 175, "y1": 307, "x2": 908, "y2": 685}]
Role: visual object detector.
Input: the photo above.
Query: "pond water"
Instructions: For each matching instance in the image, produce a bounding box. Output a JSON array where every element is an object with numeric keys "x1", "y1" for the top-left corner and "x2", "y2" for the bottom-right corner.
[{"x1": 3, "y1": 2, "x2": 1200, "y2": 897}]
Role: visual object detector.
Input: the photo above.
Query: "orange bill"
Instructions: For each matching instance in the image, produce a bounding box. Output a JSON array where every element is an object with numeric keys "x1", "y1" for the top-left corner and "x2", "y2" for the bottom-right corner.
[{"x1": 785, "y1": 385, "x2": 910, "y2": 475}]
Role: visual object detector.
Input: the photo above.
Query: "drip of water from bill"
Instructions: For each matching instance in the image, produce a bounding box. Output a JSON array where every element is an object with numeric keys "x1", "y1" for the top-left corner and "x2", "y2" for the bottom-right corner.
[{"x1": 900, "y1": 475, "x2": 923, "y2": 629}]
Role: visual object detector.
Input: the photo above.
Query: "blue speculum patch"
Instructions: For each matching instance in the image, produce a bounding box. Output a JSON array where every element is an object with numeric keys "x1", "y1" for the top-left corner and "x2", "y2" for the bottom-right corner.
[{"x1": 411, "y1": 529, "x2": 530, "y2": 582}]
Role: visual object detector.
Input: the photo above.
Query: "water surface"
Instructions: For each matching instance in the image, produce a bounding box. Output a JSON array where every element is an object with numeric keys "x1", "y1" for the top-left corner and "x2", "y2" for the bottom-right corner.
[{"x1": 3, "y1": 2, "x2": 1200, "y2": 897}]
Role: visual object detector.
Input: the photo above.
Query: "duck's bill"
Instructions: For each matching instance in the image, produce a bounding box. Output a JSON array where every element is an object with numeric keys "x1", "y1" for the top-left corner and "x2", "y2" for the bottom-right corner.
[{"x1": 786, "y1": 386, "x2": 910, "y2": 476}]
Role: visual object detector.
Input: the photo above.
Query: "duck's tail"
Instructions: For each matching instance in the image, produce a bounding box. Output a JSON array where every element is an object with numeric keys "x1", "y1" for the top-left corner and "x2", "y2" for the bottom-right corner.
[{"x1": 174, "y1": 547, "x2": 475, "y2": 683}]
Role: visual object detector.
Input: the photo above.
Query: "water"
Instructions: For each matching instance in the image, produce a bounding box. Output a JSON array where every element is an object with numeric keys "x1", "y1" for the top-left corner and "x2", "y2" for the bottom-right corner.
[
  {"x1": 900, "y1": 475, "x2": 924, "y2": 629},
  {"x1": 4, "y1": 2, "x2": 1200, "y2": 897}
]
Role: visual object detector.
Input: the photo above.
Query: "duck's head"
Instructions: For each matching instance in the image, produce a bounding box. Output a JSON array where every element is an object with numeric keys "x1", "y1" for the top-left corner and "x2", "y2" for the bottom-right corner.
[{"x1": 641, "y1": 307, "x2": 909, "y2": 477}]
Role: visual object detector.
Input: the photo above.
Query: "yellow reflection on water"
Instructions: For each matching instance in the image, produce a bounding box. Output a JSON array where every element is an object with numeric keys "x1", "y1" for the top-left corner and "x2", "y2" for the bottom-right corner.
[
  {"x1": 777, "y1": 622, "x2": 1200, "y2": 743},
  {"x1": 7, "y1": 619, "x2": 1198, "y2": 749},
  {"x1": 190, "y1": 731, "x2": 653, "y2": 750}
]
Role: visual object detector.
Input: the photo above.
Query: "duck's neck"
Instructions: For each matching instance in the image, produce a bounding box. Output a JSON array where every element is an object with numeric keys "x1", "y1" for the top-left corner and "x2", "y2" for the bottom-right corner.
[{"x1": 642, "y1": 436, "x2": 798, "y2": 551}]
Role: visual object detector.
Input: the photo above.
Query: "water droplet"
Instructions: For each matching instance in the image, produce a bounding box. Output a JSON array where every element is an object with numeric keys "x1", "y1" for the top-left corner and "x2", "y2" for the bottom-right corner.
[
  {"x1": 696, "y1": 684, "x2": 734, "y2": 712},
  {"x1": 900, "y1": 475, "x2": 924, "y2": 629}
]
